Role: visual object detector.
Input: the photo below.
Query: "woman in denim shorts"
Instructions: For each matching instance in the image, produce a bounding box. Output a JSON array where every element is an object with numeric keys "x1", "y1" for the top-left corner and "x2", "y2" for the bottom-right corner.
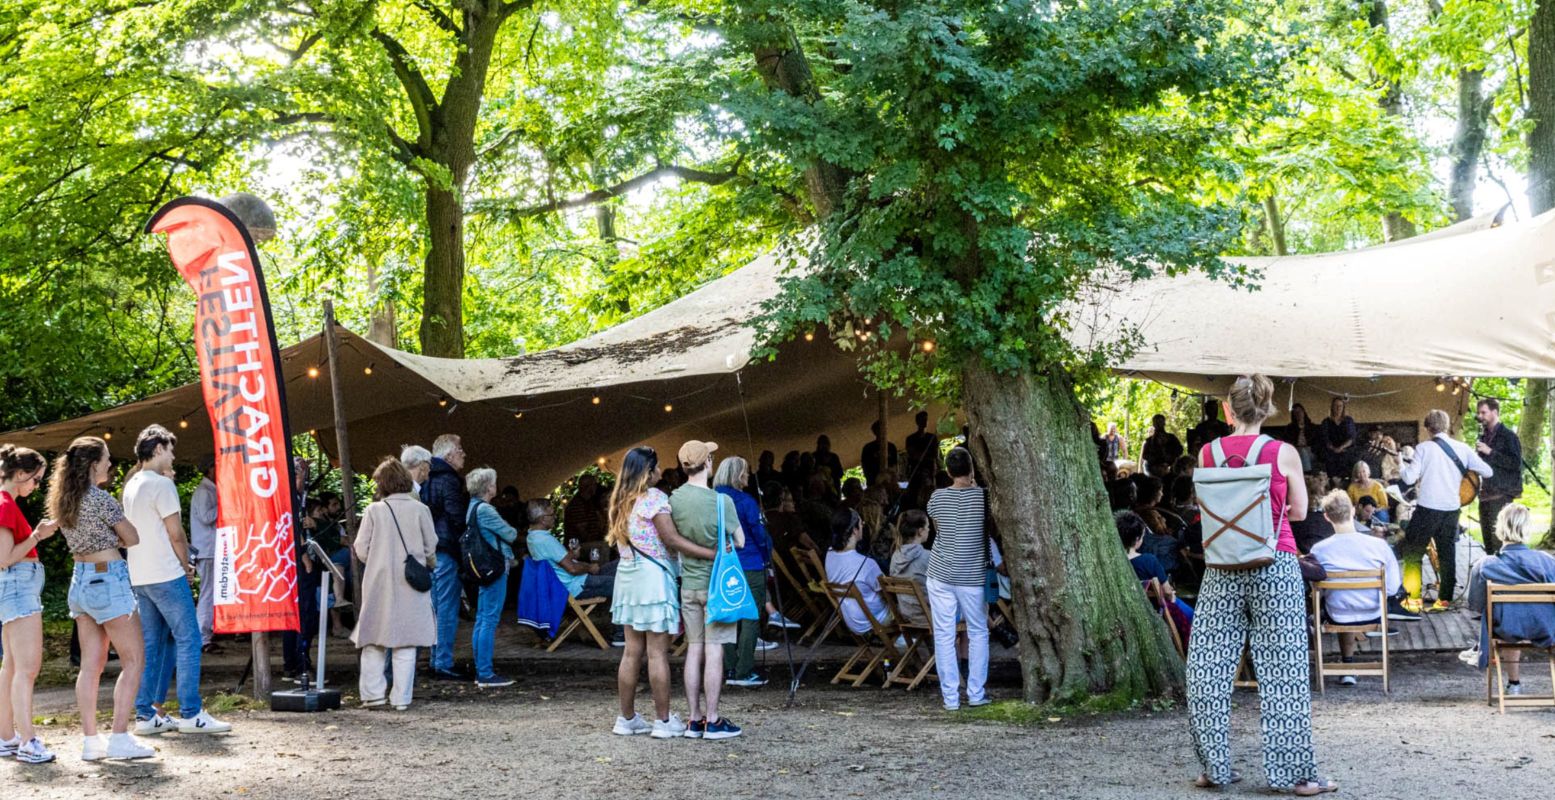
[
  {"x1": 47, "y1": 436, "x2": 154, "y2": 761},
  {"x1": 0, "y1": 445, "x2": 59, "y2": 764}
]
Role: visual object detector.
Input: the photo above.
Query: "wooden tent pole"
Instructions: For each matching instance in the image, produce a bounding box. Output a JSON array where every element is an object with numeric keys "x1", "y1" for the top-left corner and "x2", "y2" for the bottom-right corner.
[
  {"x1": 322, "y1": 302, "x2": 361, "y2": 608},
  {"x1": 876, "y1": 390, "x2": 889, "y2": 484}
]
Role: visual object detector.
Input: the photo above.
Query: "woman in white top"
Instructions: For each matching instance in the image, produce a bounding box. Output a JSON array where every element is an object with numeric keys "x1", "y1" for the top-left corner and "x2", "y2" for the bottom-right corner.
[{"x1": 823, "y1": 508, "x2": 888, "y2": 634}]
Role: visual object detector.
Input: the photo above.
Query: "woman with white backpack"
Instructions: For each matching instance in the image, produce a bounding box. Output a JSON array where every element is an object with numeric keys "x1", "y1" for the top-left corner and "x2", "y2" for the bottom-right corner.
[{"x1": 1186, "y1": 375, "x2": 1336, "y2": 796}]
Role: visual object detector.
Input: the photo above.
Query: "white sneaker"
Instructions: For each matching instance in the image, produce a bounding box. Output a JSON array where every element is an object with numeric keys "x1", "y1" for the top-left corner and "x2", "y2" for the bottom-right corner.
[
  {"x1": 81, "y1": 734, "x2": 108, "y2": 762},
  {"x1": 1458, "y1": 646, "x2": 1481, "y2": 666},
  {"x1": 135, "y1": 714, "x2": 177, "y2": 736},
  {"x1": 16, "y1": 737, "x2": 56, "y2": 764},
  {"x1": 612, "y1": 714, "x2": 652, "y2": 736},
  {"x1": 1508, "y1": 682, "x2": 1524, "y2": 696},
  {"x1": 177, "y1": 711, "x2": 232, "y2": 734},
  {"x1": 105, "y1": 733, "x2": 156, "y2": 760},
  {"x1": 650, "y1": 713, "x2": 688, "y2": 739},
  {"x1": 0, "y1": 735, "x2": 19, "y2": 756},
  {"x1": 755, "y1": 638, "x2": 779, "y2": 651},
  {"x1": 1339, "y1": 676, "x2": 1357, "y2": 686}
]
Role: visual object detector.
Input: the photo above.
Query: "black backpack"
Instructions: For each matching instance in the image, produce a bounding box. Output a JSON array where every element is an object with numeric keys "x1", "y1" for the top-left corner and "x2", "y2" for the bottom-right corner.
[{"x1": 459, "y1": 500, "x2": 507, "y2": 586}]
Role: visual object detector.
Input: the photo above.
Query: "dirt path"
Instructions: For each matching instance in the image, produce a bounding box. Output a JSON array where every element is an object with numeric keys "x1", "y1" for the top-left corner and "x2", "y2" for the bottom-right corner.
[{"x1": 7, "y1": 652, "x2": 1553, "y2": 799}]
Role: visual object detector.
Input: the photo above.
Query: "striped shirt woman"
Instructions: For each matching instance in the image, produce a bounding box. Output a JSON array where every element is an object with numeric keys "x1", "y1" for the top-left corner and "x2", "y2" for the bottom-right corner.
[{"x1": 922, "y1": 448, "x2": 991, "y2": 711}]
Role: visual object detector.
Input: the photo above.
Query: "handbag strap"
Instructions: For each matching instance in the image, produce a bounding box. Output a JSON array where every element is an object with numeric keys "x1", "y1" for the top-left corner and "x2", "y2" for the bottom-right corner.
[
  {"x1": 627, "y1": 540, "x2": 675, "y2": 577},
  {"x1": 386, "y1": 502, "x2": 410, "y2": 556}
]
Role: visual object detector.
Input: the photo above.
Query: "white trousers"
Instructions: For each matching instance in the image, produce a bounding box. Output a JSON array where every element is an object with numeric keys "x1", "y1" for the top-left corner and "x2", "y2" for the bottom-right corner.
[
  {"x1": 359, "y1": 646, "x2": 417, "y2": 707},
  {"x1": 926, "y1": 578, "x2": 989, "y2": 709}
]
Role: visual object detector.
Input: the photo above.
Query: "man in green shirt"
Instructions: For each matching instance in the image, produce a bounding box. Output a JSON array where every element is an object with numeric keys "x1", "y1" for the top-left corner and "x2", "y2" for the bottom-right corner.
[{"x1": 670, "y1": 440, "x2": 745, "y2": 740}]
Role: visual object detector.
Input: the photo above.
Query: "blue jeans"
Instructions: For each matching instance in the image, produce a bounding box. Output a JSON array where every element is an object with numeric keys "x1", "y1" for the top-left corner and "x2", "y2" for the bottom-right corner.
[
  {"x1": 431, "y1": 552, "x2": 462, "y2": 672},
  {"x1": 134, "y1": 575, "x2": 203, "y2": 720},
  {"x1": 472, "y1": 571, "x2": 508, "y2": 680}
]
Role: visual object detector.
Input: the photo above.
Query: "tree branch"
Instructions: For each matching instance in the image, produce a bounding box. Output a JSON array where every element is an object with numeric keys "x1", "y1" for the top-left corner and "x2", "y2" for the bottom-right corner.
[
  {"x1": 371, "y1": 28, "x2": 438, "y2": 142},
  {"x1": 471, "y1": 158, "x2": 745, "y2": 220},
  {"x1": 412, "y1": 0, "x2": 460, "y2": 34}
]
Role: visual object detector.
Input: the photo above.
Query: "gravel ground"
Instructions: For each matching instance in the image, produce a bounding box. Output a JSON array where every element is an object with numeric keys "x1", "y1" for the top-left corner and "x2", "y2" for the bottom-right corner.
[{"x1": 7, "y1": 651, "x2": 1554, "y2": 799}]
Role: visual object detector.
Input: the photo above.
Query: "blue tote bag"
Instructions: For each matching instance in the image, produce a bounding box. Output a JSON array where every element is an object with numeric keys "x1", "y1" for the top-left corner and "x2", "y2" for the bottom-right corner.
[{"x1": 706, "y1": 496, "x2": 759, "y2": 624}]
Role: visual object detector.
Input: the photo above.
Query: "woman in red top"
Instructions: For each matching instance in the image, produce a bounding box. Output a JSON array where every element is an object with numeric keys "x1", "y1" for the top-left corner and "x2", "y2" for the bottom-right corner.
[
  {"x1": 1186, "y1": 376, "x2": 1336, "y2": 796},
  {"x1": 0, "y1": 444, "x2": 58, "y2": 764}
]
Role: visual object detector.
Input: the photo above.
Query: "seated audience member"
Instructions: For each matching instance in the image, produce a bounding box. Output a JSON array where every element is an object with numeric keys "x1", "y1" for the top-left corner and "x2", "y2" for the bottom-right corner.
[
  {"x1": 858, "y1": 486, "x2": 892, "y2": 564},
  {"x1": 1107, "y1": 477, "x2": 1137, "y2": 512},
  {"x1": 824, "y1": 508, "x2": 889, "y2": 635},
  {"x1": 1359, "y1": 427, "x2": 1387, "y2": 483},
  {"x1": 1379, "y1": 435, "x2": 1403, "y2": 486},
  {"x1": 1291, "y1": 473, "x2": 1337, "y2": 554},
  {"x1": 763, "y1": 484, "x2": 817, "y2": 554},
  {"x1": 756, "y1": 451, "x2": 782, "y2": 492},
  {"x1": 841, "y1": 478, "x2": 865, "y2": 511},
  {"x1": 1131, "y1": 475, "x2": 1183, "y2": 536},
  {"x1": 525, "y1": 498, "x2": 617, "y2": 606},
  {"x1": 888, "y1": 510, "x2": 933, "y2": 626},
  {"x1": 1346, "y1": 462, "x2": 1389, "y2": 523},
  {"x1": 1354, "y1": 496, "x2": 1387, "y2": 531},
  {"x1": 1465, "y1": 504, "x2": 1555, "y2": 696},
  {"x1": 1280, "y1": 402, "x2": 1319, "y2": 473},
  {"x1": 1309, "y1": 492, "x2": 1403, "y2": 682},
  {"x1": 1117, "y1": 510, "x2": 1193, "y2": 630}
]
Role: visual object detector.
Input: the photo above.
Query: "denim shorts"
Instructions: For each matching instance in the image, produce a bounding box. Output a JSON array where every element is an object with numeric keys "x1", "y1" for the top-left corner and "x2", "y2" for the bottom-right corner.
[
  {"x1": 68, "y1": 561, "x2": 138, "y2": 624},
  {"x1": 0, "y1": 561, "x2": 45, "y2": 624}
]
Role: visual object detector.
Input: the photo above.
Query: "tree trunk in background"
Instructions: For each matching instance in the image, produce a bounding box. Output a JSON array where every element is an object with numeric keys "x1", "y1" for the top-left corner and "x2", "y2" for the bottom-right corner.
[
  {"x1": 365, "y1": 260, "x2": 397, "y2": 347},
  {"x1": 1448, "y1": 67, "x2": 1491, "y2": 223},
  {"x1": 1368, "y1": 0, "x2": 1419, "y2": 241},
  {"x1": 1263, "y1": 194, "x2": 1288, "y2": 255},
  {"x1": 962, "y1": 360, "x2": 1183, "y2": 703},
  {"x1": 750, "y1": 27, "x2": 850, "y2": 217},
  {"x1": 419, "y1": 184, "x2": 467, "y2": 357},
  {"x1": 1524, "y1": 0, "x2": 1555, "y2": 496}
]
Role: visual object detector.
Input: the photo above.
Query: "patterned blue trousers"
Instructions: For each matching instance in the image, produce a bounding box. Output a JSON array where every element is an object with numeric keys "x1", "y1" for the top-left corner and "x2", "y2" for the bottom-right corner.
[{"x1": 1186, "y1": 552, "x2": 1318, "y2": 789}]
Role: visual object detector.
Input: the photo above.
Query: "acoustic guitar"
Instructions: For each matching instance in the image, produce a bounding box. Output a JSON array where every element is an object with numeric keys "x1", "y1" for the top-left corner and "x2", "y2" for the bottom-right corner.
[{"x1": 1381, "y1": 443, "x2": 1480, "y2": 507}]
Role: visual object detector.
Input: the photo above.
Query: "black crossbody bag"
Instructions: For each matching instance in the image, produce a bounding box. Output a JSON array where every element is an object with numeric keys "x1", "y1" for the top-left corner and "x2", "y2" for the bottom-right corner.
[{"x1": 388, "y1": 505, "x2": 432, "y2": 593}]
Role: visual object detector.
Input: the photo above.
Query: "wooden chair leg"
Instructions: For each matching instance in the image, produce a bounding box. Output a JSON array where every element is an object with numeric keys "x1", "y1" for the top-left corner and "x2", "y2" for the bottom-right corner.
[
  {"x1": 546, "y1": 615, "x2": 580, "y2": 653},
  {"x1": 576, "y1": 604, "x2": 610, "y2": 650}
]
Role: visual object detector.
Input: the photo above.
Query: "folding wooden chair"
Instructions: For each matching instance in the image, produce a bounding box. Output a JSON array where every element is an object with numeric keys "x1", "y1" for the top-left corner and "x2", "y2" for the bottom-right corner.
[
  {"x1": 821, "y1": 580, "x2": 901, "y2": 687},
  {"x1": 1485, "y1": 581, "x2": 1555, "y2": 713},
  {"x1": 545, "y1": 595, "x2": 611, "y2": 652},
  {"x1": 791, "y1": 547, "x2": 841, "y2": 644},
  {"x1": 877, "y1": 576, "x2": 949, "y2": 691},
  {"x1": 1141, "y1": 579, "x2": 1186, "y2": 658},
  {"x1": 771, "y1": 547, "x2": 823, "y2": 634},
  {"x1": 1309, "y1": 568, "x2": 1389, "y2": 694}
]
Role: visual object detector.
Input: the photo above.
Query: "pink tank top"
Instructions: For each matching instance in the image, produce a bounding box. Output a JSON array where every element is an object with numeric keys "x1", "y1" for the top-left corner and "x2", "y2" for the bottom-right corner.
[{"x1": 1199, "y1": 434, "x2": 1298, "y2": 555}]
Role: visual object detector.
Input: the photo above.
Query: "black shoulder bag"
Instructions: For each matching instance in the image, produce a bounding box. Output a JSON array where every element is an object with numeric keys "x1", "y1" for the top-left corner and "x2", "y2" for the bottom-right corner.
[{"x1": 388, "y1": 503, "x2": 432, "y2": 593}]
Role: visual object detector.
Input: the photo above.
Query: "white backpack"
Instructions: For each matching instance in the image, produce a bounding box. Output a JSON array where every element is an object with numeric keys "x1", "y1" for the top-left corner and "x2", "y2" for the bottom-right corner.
[{"x1": 1194, "y1": 435, "x2": 1283, "y2": 571}]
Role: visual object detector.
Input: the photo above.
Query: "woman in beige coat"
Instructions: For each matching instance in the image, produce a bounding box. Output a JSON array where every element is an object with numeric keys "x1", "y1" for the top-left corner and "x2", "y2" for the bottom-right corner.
[{"x1": 352, "y1": 458, "x2": 437, "y2": 710}]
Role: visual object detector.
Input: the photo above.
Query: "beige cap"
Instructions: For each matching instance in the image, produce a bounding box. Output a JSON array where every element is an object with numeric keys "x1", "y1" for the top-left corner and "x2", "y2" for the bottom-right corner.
[{"x1": 678, "y1": 440, "x2": 718, "y2": 469}]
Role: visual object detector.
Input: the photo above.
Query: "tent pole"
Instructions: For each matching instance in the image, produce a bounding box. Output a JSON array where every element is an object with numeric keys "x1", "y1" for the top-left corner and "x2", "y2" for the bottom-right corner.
[
  {"x1": 322, "y1": 302, "x2": 362, "y2": 609},
  {"x1": 876, "y1": 390, "x2": 889, "y2": 484}
]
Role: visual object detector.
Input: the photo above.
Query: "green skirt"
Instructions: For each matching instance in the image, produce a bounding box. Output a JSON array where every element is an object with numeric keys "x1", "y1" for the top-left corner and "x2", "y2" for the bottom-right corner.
[{"x1": 612, "y1": 555, "x2": 680, "y2": 634}]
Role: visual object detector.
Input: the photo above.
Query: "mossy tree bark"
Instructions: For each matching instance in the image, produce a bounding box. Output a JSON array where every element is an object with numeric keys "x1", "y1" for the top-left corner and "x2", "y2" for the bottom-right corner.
[{"x1": 961, "y1": 359, "x2": 1184, "y2": 704}]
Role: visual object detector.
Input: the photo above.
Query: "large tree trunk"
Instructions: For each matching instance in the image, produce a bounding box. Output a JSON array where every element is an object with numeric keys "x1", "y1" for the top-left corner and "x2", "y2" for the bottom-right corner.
[
  {"x1": 365, "y1": 260, "x2": 397, "y2": 347},
  {"x1": 1524, "y1": 0, "x2": 1555, "y2": 496},
  {"x1": 1448, "y1": 67, "x2": 1491, "y2": 222},
  {"x1": 962, "y1": 359, "x2": 1183, "y2": 703},
  {"x1": 419, "y1": 184, "x2": 466, "y2": 357},
  {"x1": 1367, "y1": 0, "x2": 1419, "y2": 241}
]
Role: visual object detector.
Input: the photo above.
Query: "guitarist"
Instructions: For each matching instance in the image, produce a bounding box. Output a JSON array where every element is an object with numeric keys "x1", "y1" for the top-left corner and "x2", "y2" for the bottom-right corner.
[
  {"x1": 1475, "y1": 398, "x2": 1523, "y2": 555},
  {"x1": 1398, "y1": 409, "x2": 1493, "y2": 612}
]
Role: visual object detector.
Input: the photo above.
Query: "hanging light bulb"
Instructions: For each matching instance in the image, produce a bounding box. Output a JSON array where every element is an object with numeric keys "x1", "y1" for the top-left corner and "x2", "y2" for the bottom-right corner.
[
  {"x1": 664, "y1": 403, "x2": 673, "y2": 413},
  {"x1": 364, "y1": 363, "x2": 374, "y2": 376},
  {"x1": 921, "y1": 340, "x2": 936, "y2": 353},
  {"x1": 307, "y1": 366, "x2": 320, "y2": 378},
  {"x1": 103, "y1": 431, "x2": 112, "y2": 440},
  {"x1": 438, "y1": 397, "x2": 448, "y2": 408},
  {"x1": 597, "y1": 456, "x2": 607, "y2": 465},
  {"x1": 178, "y1": 419, "x2": 189, "y2": 429},
  {"x1": 1436, "y1": 378, "x2": 1446, "y2": 392},
  {"x1": 514, "y1": 412, "x2": 523, "y2": 420},
  {"x1": 592, "y1": 396, "x2": 601, "y2": 405},
  {"x1": 804, "y1": 332, "x2": 814, "y2": 342}
]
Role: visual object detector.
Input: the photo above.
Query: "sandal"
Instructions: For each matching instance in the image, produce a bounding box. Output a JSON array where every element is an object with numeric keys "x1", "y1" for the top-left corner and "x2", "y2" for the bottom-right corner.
[
  {"x1": 1292, "y1": 778, "x2": 1339, "y2": 796},
  {"x1": 1195, "y1": 771, "x2": 1242, "y2": 789}
]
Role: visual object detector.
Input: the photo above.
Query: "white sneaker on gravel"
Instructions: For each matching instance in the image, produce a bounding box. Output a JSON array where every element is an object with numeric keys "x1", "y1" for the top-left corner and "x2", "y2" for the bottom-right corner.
[
  {"x1": 105, "y1": 733, "x2": 155, "y2": 760},
  {"x1": 16, "y1": 737, "x2": 55, "y2": 764},
  {"x1": 81, "y1": 734, "x2": 108, "y2": 762},
  {"x1": 0, "y1": 735, "x2": 19, "y2": 757},
  {"x1": 178, "y1": 711, "x2": 232, "y2": 734},
  {"x1": 650, "y1": 713, "x2": 688, "y2": 740},
  {"x1": 1339, "y1": 676, "x2": 1357, "y2": 686},
  {"x1": 1458, "y1": 646, "x2": 1481, "y2": 666},
  {"x1": 613, "y1": 714, "x2": 652, "y2": 736},
  {"x1": 135, "y1": 714, "x2": 177, "y2": 736}
]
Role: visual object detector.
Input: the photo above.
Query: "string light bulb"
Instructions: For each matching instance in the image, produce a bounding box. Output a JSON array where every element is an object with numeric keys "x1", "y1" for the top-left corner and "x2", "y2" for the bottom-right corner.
[
  {"x1": 921, "y1": 340, "x2": 936, "y2": 353},
  {"x1": 592, "y1": 396, "x2": 601, "y2": 405},
  {"x1": 664, "y1": 403, "x2": 673, "y2": 413},
  {"x1": 364, "y1": 363, "x2": 374, "y2": 376},
  {"x1": 307, "y1": 366, "x2": 320, "y2": 378},
  {"x1": 597, "y1": 456, "x2": 607, "y2": 465},
  {"x1": 103, "y1": 431, "x2": 112, "y2": 440},
  {"x1": 438, "y1": 397, "x2": 448, "y2": 408},
  {"x1": 514, "y1": 412, "x2": 523, "y2": 420},
  {"x1": 179, "y1": 419, "x2": 189, "y2": 429},
  {"x1": 804, "y1": 332, "x2": 814, "y2": 342}
]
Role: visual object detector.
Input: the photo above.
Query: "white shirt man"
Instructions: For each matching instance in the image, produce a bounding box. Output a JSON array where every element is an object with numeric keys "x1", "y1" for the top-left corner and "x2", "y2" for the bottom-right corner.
[
  {"x1": 1399, "y1": 432, "x2": 1492, "y2": 512},
  {"x1": 1311, "y1": 524, "x2": 1402, "y2": 624}
]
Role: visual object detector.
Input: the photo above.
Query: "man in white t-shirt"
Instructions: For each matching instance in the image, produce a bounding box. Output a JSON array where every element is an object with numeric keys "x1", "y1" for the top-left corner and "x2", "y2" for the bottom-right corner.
[
  {"x1": 1310, "y1": 491, "x2": 1402, "y2": 685},
  {"x1": 123, "y1": 425, "x2": 231, "y2": 736}
]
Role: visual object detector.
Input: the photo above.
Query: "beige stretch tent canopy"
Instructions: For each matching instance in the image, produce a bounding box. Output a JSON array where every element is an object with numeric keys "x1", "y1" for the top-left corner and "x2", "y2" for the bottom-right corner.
[{"x1": 8, "y1": 208, "x2": 1555, "y2": 493}]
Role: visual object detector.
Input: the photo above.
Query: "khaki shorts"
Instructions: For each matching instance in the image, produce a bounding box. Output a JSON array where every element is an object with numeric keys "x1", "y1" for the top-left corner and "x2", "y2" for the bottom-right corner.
[{"x1": 680, "y1": 588, "x2": 738, "y2": 645}]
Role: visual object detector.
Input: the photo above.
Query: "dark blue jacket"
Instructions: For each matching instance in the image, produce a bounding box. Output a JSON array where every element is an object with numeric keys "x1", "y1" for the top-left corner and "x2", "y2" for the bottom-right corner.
[
  {"x1": 717, "y1": 485, "x2": 771, "y2": 572},
  {"x1": 516, "y1": 557, "x2": 568, "y2": 636},
  {"x1": 1469, "y1": 544, "x2": 1555, "y2": 668},
  {"x1": 420, "y1": 458, "x2": 468, "y2": 554}
]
